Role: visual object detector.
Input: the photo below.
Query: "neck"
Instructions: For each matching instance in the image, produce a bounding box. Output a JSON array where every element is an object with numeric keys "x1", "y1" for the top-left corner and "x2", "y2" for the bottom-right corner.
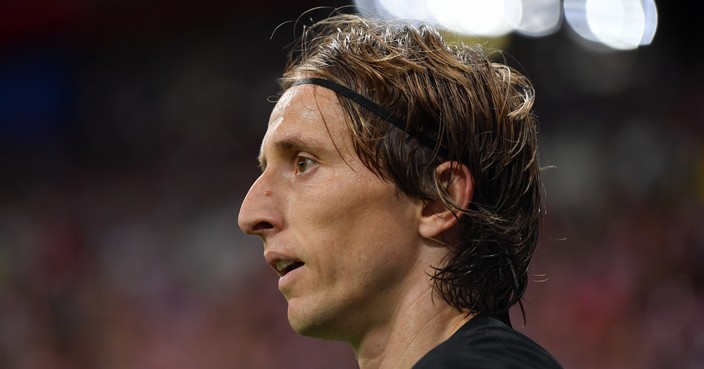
[{"x1": 353, "y1": 283, "x2": 474, "y2": 369}]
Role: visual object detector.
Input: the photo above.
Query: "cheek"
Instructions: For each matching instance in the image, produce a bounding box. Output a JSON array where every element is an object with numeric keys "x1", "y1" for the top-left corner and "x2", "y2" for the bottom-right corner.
[
  {"x1": 286, "y1": 168, "x2": 420, "y2": 264},
  {"x1": 309, "y1": 186, "x2": 418, "y2": 265},
  {"x1": 302, "y1": 186, "x2": 392, "y2": 239}
]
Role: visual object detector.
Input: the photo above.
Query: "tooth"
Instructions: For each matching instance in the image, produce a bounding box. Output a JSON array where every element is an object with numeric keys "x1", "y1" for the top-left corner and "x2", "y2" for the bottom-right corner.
[{"x1": 276, "y1": 260, "x2": 293, "y2": 272}]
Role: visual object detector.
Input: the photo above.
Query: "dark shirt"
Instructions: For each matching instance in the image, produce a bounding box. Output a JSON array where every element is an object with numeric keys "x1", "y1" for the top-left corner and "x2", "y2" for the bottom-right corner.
[{"x1": 412, "y1": 315, "x2": 563, "y2": 369}]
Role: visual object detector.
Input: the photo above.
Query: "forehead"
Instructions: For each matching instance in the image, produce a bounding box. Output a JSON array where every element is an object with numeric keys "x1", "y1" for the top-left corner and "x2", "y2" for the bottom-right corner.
[
  {"x1": 260, "y1": 85, "x2": 350, "y2": 161},
  {"x1": 269, "y1": 84, "x2": 342, "y2": 126}
]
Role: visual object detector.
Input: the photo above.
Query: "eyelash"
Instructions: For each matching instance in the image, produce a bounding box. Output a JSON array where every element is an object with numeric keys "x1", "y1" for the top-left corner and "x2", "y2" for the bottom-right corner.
[{"x1": 294, "y1": 156, "x2": 317, "y2": 175}]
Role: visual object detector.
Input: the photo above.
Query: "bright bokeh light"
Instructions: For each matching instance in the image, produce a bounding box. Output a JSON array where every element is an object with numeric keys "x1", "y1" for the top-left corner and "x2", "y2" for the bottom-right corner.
[
  {"x1": 354, "y1": 0, "x2": 658, "y2": 50},
  {"x1": 564, "y1": 0, "x2": 597, "y2": 43},
  {"x1": 513, "y1": 0, "x2": 562, "y2": 37},
  {"x1": 565, "y1": 0, "x2": 658, "y2": 50},
  {"x1": 587, "y1": 0, "x2": 645, "y2": 50},
  {"x1": 375, "y1": 0, "x2": 434, "y2": 21},
  {"x1": 640, "y1": 0, "x2": 658, "y2": 45},
  {"x1": 427, "y1": 0, "x2": 522, "y2": 37}
]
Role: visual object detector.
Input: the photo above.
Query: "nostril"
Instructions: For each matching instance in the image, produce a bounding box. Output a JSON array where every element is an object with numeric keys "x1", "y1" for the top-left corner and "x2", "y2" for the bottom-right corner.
[{"x1": 252, "y1": 221, "x2": 274, "y2": 232}]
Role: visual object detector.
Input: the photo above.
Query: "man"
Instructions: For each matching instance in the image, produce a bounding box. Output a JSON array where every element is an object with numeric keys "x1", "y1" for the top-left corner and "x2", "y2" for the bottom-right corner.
[{"x1": 238, "y1": 13, "x2": 562, "y2": 369}]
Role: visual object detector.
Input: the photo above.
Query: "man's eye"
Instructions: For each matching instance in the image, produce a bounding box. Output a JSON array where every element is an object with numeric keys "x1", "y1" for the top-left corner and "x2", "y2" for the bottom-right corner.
[{"x1": 295, "y1": 157, "x2": 316, "y2": 174}]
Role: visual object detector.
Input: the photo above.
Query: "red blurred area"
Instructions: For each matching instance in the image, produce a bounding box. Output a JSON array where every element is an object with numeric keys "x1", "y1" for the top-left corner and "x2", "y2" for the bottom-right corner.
[{"x1": 0, "y1": 1, "x2": 702, "y2": 369}]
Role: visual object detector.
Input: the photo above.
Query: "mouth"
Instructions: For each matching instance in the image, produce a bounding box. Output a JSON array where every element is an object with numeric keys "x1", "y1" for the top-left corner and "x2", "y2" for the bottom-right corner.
[{"x1": 274, "y1": 259, "x2": 304, "y2": 277}]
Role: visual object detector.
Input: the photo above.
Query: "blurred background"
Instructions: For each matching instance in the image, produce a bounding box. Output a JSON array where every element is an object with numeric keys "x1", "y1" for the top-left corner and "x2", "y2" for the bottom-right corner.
[{"x1": 0, "y1": 0, "x2": 702, "y2": 368}]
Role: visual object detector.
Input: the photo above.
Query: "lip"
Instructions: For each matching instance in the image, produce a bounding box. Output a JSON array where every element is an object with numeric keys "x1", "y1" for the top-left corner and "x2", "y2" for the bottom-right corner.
[
  {"x1": 277, "y1": 264, "x2": 303, "y2": 291},
  {"x1": 264, "y1": 250, "x2": 305, "y2": 289}
]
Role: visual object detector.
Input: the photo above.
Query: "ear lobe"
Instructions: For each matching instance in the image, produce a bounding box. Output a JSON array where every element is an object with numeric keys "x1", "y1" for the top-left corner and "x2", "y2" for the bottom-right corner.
[{"x1": 419, "y1": 161, "x2": 474, "y2": 240}]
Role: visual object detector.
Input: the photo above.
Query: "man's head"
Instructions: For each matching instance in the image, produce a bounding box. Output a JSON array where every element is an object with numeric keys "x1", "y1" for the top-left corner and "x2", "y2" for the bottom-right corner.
[
  {"x1": 239, "y1": 83, "x2": 429, "y2": 339},
  {"x1": 238, "y1": 13, "x2": 542, "y2": 337},
  {"x1": 280, "y1": 14, "x2": 542, "y2": 314}
]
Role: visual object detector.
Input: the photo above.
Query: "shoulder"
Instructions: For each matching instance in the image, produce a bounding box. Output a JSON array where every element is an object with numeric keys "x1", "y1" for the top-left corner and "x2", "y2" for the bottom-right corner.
[{"x1": 412, "y1": 316, "x2": 563, "y2": 369}]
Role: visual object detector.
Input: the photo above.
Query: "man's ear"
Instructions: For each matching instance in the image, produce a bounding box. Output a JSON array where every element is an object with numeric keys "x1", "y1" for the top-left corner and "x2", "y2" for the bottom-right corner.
[{"x1": 419, "y1": 161, "x2": 474, "y2": 239}]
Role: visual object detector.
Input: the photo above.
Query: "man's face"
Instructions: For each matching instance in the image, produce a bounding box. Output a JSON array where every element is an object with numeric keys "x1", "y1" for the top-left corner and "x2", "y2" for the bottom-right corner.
[{"x1": 238, "y1": 85, "x2": 424, "y2": 340}]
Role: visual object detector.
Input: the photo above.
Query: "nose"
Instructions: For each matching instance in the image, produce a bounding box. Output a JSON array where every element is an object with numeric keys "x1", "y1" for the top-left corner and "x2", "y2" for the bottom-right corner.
[{"x1": 238, "y1": 174, "x2": 281, "y2": 237}]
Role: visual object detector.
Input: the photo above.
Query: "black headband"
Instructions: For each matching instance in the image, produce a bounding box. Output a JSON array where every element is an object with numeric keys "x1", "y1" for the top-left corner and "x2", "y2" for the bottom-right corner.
[{"x1": 291, "y1": 78, "x2": 448, "y2": 158}]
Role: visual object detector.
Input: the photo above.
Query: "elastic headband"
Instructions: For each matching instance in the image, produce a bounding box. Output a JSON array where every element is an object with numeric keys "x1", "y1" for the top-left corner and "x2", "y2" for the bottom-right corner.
[{"x1": 291, "y1": 77, "x2": 448, "y2": 158}]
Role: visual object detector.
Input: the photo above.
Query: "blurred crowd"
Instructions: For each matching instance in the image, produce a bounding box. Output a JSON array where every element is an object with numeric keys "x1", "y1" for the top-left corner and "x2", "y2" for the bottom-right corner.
[{"x1": 1, "y1": 2, "x2": 702, "y2": 369}]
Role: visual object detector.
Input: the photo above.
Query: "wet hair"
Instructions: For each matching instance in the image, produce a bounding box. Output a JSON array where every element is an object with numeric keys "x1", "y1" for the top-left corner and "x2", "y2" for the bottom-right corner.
[{"x1": 279, "y1": 13, "x2": 542, "y2": 317}]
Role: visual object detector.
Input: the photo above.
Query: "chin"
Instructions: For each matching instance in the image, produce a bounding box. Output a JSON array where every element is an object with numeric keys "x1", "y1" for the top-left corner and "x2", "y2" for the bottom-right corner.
[{"x1": 288, "y1": 304, "x2": 343, "y2": 341}]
